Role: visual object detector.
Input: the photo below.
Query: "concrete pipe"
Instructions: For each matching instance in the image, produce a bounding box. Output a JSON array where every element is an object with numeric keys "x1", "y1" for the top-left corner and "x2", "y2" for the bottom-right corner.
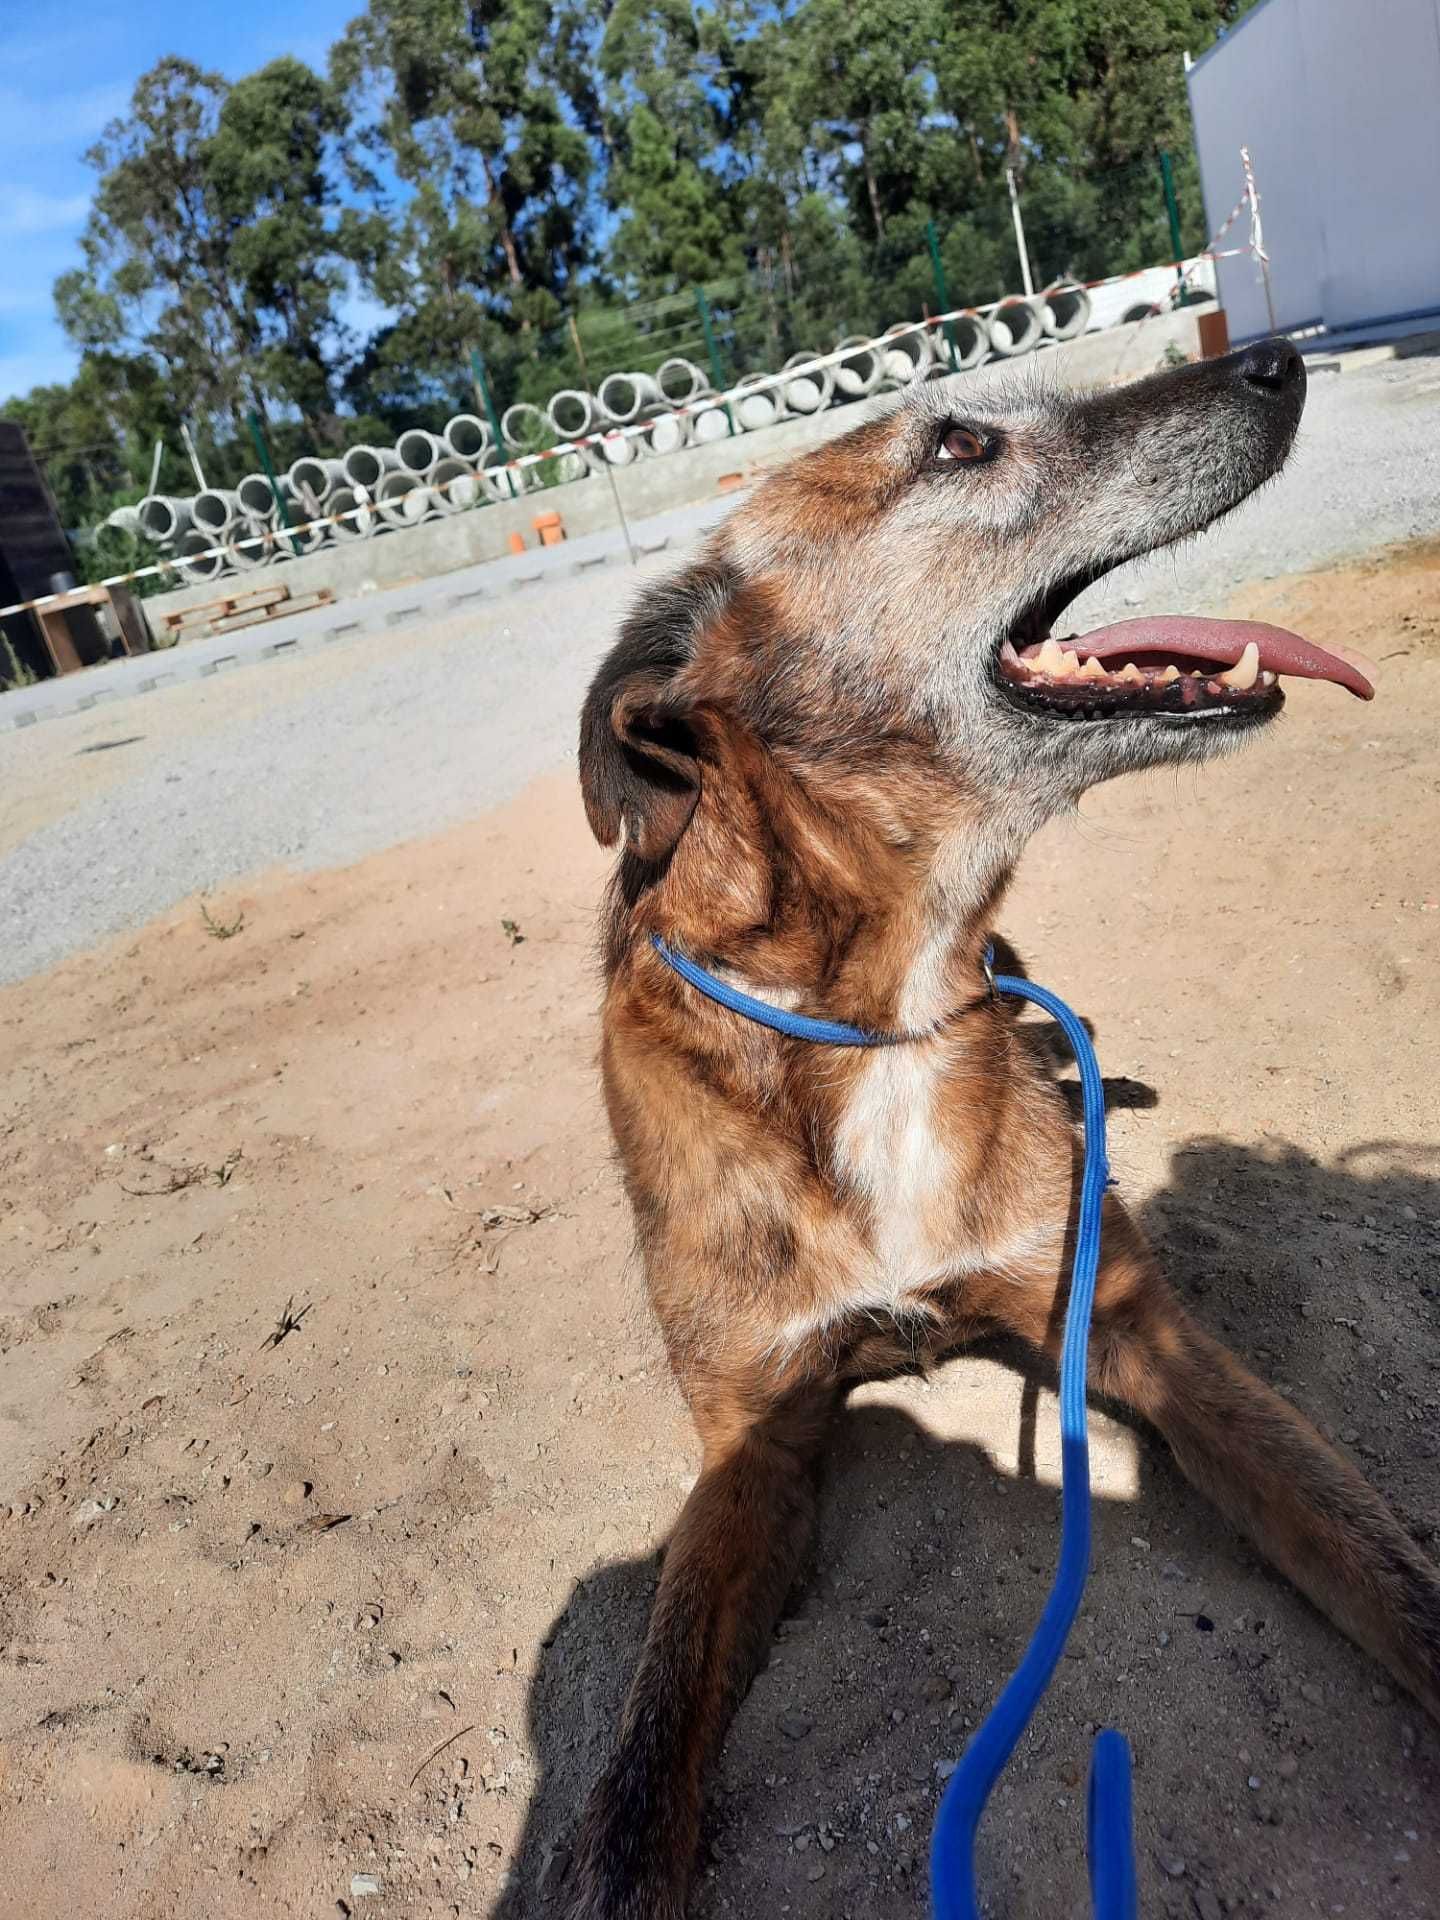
[
  {"x1": 104, "y1": 504, "x2": 144, "y2": 537},
  {"x1": 690, "y1": 404, "x2": 734, "y2": 445},
  {"x1": 879, "y1": 325, "x2": 933, "y2": 386},
  {"x1": 593, "y1": 423, "x2": 647, "y2": 467},
  {"x1": 430, "y1": 457, "x2": 483, "y2": 513},
  {"x1": 735, "y1": 376, "x2": 783, "y2": 432},
  {"x1": 986, "y1": 298, "x2": 1043, "y2": 357},
  {"x1": 192, "y1": 488, "x2": 240, "y2": 535},
  {"x1": 288, "y1": 456, "x2": 347, "y2": 502},
  {"x1": 343, "y1": 444, "x2": 399, "y2": 491},
  {"x1": 1039, "y1": 283, "x2": 1091, "y2": 341},
  {"x1": 597, "y1": 372, "x2": 661, "y2": 424},
  {"x1": 648, "y1": 411, "x2": 692, "y2": 456},
  {"x1": 327, "y1": 485, "x2": 378, "y2": 541},
  {"x1": 483, "y1": 464, "x2": 528, "y2": 504},
  {"x1": 225, "y1": 518, "x2": 275, "y2": 571},
  {"x1": 1121, "y1": 300, "x2": 1164, "y2": 325},
  {"x1": 443, "y1": 413, "x2": 492, "y2": 462},
  {"x1": 138, "y1": 494, "x2": 193, "y2": 544},
  {"x1": 932, "y1": 311, "x2": 990, "y2": 374},
  {"x1": 174, "y1": 529, "x2": 228, "y2": 584},
  {"x1": 780, "y1": 352, "x2": 833, "y2": 414},
  {"x1": 395, "y1": 428, "x2": 443, "y2": 476},
  {"x1": 546, "y1": 390, "x2": 596, "y2": 440},
  {"x1": 834, "y1": 337, "x2": 884, "y2": 400},
  {"x1": 236, "y1": 473, "x2": 284, "y2": 521},
  {"x1": 271, "y1": 512, "x2": 326, "y2": 557},
  {"x1": 377, "y1": 470, "x2": 436, "y2": 527},
  {"x1": 656, "y1": 357, "x2": 708, "y2": 405},
  {"x1": 500, "y1": 402, "x2": 549, "y2": 454},
  {"x1": 542, "y1": 447, "x2": 590, "y2": 486},
  {"x1": 287, "y1": 480, "x2": 329, "y2": 537}
]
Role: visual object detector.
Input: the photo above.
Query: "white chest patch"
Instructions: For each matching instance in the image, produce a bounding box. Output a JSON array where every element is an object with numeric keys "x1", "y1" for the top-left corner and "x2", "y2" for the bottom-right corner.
[{"x1": 832, "y1": 1044, "x2": 953, "y2": 1304}]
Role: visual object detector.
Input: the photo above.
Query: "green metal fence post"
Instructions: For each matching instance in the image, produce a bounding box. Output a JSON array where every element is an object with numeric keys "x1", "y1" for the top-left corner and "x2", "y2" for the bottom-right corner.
[
  {"x1": 246, "y1": 409, "x2": 295, "y2": 555},
  {"x1": 1159, "y1": 150, "x2": 1186, "y2": 302},
  {"x1": 469, "y1": 347, "x2": 507, "y2": 455},
  {"x1": 694, "y1": 286, "x2": 736, "y2": 436},
  {"x1": 925, "y1": 219, "x2": 961, "y2": 371}
]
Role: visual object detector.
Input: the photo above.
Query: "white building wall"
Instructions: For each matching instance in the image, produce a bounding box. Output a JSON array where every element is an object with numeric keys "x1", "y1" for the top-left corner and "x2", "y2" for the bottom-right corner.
[{"x1": 1187, "y1": 0, "x2": 1440, "y2": 337}]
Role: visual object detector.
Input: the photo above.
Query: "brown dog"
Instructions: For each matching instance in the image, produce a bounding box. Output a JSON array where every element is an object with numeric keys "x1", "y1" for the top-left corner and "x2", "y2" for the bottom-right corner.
[{"x1": 568, "y1": 341, "x2": 1438, "y2": 1918}]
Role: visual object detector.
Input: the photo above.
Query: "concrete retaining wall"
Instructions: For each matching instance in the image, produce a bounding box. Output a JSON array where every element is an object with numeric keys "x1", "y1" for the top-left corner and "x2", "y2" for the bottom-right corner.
[{"x1": 145, "y1": 308, "x2": 1210, "y2": 635}]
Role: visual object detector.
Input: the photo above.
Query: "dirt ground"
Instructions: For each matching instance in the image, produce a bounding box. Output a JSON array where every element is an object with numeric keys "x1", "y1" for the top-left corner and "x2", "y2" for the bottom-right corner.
[{"x1": 1, "y1": 541, "x2": 1437, "y2": 1920}]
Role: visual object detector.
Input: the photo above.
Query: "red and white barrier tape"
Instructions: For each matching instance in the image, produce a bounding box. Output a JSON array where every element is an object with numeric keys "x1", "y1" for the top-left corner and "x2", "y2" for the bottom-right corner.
[
  {"x1": 0, "y1": 194, "x2": 1263, "y2": 629},
  {"x1": 0, "y1": 302, "x2": 1047, "y2": 620}
]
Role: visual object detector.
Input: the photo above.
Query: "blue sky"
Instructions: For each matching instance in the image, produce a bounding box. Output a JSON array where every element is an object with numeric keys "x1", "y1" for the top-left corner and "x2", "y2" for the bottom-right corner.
[{"x1": 0, "y1": 0, "x2": 364, "y2": 402}]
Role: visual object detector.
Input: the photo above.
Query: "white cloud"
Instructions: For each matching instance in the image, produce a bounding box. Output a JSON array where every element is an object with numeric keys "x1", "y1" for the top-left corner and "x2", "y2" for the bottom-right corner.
[{"x1": 0, "y1": 185, "x2": 91, "y2": 237}]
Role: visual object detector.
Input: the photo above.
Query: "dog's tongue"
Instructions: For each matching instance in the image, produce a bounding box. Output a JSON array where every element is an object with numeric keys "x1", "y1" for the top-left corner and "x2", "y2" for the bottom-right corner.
[{"x1": 1074, "y1": 617, "x2": 1375, "y2": 700}]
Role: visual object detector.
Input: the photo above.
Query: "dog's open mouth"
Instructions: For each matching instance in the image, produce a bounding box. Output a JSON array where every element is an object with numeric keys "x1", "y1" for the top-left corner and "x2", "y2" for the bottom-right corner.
[{"x1": 998, "y1": 613, "x2": 1375, "y2": 723}]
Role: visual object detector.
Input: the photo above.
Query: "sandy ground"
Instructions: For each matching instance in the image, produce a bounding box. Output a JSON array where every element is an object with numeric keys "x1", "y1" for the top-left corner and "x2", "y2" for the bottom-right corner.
[{"x1": 0, "y1": 541, "x2": 1437, "y2": 1920}]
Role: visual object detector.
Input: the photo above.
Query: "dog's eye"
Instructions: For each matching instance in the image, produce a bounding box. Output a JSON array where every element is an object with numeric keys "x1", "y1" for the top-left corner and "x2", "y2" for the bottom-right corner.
[{"x1": 937, "y1": 425, "x2": 987, "y2": 463}]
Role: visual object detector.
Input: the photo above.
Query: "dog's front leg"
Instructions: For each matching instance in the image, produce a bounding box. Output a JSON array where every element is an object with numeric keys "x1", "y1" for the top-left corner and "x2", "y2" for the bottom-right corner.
[
  {"x1": 1005, "y1": 1199, "x2": 1440, "y2": 1721},
  {"x1": 567, "y1": 1383, "x2": 835, "y2": 1920}
]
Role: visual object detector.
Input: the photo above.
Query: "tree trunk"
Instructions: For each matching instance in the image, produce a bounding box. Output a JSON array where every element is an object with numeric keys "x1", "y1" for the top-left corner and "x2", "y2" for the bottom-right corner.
[
  {"x1": 1005, "y1": 104, "x2": 1023, "y2": 173},
  {"x1": 479, "y1": 150, "x2": 524, "y2": 289},
  {"x1": 858, "y1": 120, "x2": 885, "y2": 240}
]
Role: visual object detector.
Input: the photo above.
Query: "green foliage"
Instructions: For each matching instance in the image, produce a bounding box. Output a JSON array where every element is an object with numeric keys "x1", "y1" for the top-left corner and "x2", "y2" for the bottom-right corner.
[{"x1": 2, "y1": 0, "x2": 1261, "y2": 546}]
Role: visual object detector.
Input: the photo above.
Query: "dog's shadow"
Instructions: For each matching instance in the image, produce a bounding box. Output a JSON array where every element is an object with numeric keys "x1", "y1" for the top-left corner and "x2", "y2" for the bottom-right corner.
[{"x1": 496, "y1": 1132, "x2": 1440, "y2": 1917}]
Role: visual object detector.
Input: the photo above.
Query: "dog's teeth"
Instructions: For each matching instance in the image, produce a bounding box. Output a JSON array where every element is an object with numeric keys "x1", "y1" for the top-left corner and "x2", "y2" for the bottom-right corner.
[
  {"x1": 1078, "y1": 655, "x2": 1106, "y2": 680},
  {"x1": 1218, "y1": 640, "x2": 1261, "y2": 690},
  {"x1": 1159, "y1": 664, "x2": 1181, "y2": 682},
  {"x1": 1259, "y1": 669, "x2": 1277, "y2": 687},
  {"x1": 1051, "y1": 647, "x2": 1080, "y2": 679},
  {"x1": 1037, "y1": 636, "x2": 1068, "y2": 676},
  {"x1": 1118, "y1": 662, "x2": 1143, "y2": 683},
  {"x1": 1222, "y1": 643, "x2": 1263, "y2": 690}
]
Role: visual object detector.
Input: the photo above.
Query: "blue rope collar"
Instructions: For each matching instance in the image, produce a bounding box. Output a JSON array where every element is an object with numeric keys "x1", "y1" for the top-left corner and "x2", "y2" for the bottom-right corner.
[{"x1": 649, "y1": 931, "x2": 1138, "y2": 1920}]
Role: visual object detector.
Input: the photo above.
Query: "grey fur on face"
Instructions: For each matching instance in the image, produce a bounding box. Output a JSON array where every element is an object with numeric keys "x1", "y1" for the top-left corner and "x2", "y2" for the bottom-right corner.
[{"x1": 719, "y1": 343, "x2": 1306, "y2": 815}]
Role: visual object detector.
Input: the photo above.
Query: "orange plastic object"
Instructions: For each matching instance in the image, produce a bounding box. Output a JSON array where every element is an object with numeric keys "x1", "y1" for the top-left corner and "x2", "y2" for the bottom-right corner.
[
  {"x1": 507, "y1": 530, "x2": 527, "y2": 555},
  {"x1": 533, "y1": 510, "x2": 565, "y2": 547}
]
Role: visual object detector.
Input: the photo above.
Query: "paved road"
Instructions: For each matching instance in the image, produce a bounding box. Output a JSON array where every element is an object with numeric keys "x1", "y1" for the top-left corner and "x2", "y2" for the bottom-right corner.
[{"x1": 2, "y1": 358, "x2": 1438, "y2": 983}]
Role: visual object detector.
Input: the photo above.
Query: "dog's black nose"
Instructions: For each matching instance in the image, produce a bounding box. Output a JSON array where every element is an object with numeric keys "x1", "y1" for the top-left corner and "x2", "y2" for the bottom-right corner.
[{"x1": 1235, "y1": 336, "x2": 1305, "y2": 395}]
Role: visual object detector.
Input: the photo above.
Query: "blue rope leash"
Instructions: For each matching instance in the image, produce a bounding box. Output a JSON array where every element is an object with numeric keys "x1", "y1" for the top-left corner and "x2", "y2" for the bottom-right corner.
[
  {"x1": 930, "y1": 961, "x2": 1135, "y2": 1920},
  {"x1": 649, "y1": 933, "x2": 1137, "y2": 1919}
]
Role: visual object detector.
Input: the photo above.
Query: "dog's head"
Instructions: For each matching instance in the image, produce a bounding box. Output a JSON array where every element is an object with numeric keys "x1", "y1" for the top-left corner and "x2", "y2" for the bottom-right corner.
[{"x1": 582, "y1": 341, "x2": 1372, "y2": 877}]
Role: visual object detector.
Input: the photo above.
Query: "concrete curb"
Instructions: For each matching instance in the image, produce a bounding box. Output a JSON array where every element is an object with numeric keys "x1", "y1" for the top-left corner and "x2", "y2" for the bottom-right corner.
[{"x1": 0, "y1": 527, "x2": 680, "y2": 733}]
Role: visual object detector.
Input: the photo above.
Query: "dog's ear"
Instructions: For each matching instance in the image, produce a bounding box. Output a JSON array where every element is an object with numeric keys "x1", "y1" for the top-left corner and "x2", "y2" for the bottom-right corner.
[{"x1": 579, "y1": 560, "x2": 733, "y2": 862}]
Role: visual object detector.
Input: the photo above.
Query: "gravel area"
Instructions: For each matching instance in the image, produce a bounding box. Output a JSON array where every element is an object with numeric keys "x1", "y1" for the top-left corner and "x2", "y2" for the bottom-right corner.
[{"x1": 2, "y1": 356, "x2": 1438, "y2": 984}]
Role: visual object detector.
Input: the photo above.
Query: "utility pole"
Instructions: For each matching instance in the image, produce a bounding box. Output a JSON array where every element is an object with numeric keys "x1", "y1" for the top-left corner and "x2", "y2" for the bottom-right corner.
[
  {"x1": 1005, "y1": 168, "x2": 1036, "y2": 297},
  {"x1": 1242, "y1": 146, "x2": 1278, "y2": 335},
  {"x1": 179, "y1": 422, "x2": 207, "y2": 494},
  {"x1": 569, "y1": 315, "x2": 636, "y2": 567}
]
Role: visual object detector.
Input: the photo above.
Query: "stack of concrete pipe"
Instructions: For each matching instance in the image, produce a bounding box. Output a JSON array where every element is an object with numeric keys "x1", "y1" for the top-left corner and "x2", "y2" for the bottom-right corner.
[{"x1": 117, "y1": 284, "x2": 1107, "y2": 582}]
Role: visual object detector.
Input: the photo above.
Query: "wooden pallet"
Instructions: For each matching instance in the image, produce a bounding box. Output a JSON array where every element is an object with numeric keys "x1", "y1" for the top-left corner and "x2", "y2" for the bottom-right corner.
[
  {"x1": 161, "y1": 584, "x2": 290, "y2": 635},
  {"x1": 207, "y1": 589, "x2": 334, "y2": 636}
]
